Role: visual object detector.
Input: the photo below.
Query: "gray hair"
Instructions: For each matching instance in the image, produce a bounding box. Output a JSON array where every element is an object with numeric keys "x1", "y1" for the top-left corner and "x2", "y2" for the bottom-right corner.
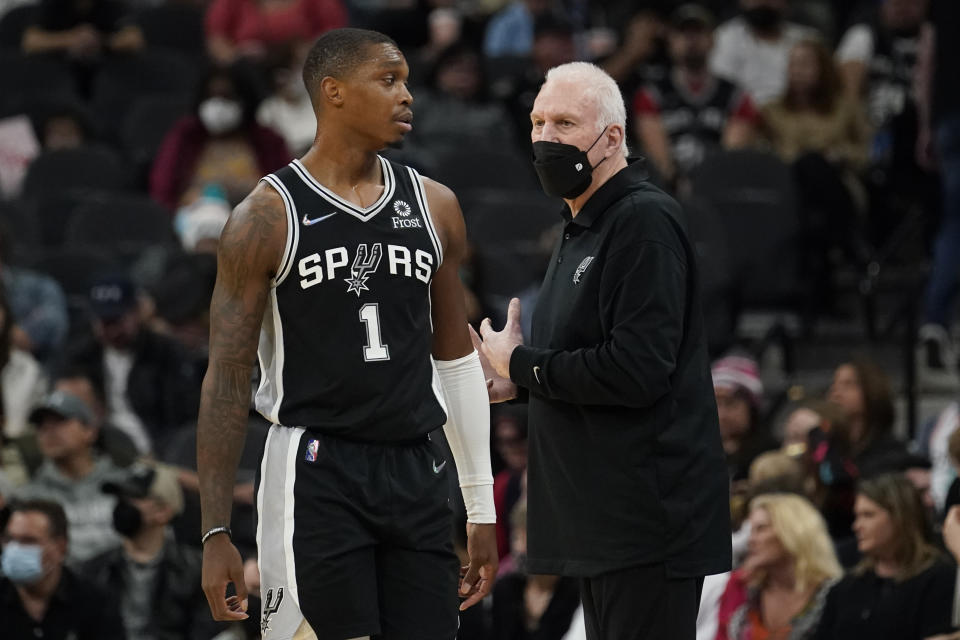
[{"x1": 543, "y1": 62, "x2": 628, "y2": 157}]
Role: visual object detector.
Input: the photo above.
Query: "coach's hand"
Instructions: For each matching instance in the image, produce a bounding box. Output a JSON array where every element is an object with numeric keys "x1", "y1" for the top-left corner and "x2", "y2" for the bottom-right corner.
[
  {"x1": 469, "y1": 324, "x2": 517, "y2": 403},
  {"x1": 478, "y1": 297, "x2": 524, "y2": 380},
  {"x1": 202, "y1": 535, "x2": 250, "y2": 621},
  {"x1": 460, "y1": 523, "x2": 498, "y2": 610}
]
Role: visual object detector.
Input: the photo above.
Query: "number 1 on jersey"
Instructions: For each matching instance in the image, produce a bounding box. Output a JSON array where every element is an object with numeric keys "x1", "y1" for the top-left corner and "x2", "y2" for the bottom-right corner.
[{"x1": 359, "y1": 303, "x2": 390, "y2": 361}]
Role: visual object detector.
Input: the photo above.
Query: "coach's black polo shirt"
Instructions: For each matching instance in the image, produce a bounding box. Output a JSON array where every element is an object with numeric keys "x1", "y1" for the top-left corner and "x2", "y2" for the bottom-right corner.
[
  {"x1": 509, "y1": 159, "x2": 731, "y2": 578},
  {"x1": 1, "y1": 569, "x2": 126, "y2": 639}
]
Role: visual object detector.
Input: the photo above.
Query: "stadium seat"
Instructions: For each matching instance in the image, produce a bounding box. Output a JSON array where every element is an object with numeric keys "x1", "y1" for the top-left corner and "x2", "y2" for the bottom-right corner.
[
  {"x1": 63, "y1": 193, "x2": 177, "y2": 254},
  {"x1": 31, "y1": 247, "x2": 120, "y2": 298},
  {"x1": 459, "y1": 188, "x2": 558, "y2": 298},
  {"x1": 90, "y1": 50, "x2": 197, "y2": 139},
  {"x1": 0, "y1": 199, "x2": 41, "y2": 264},
  {"x1": 120, "y1": 95, "x2": 191, "y2": 183},
  {"x1": 689, "y1": 149, "x2": 805, "y2": 311},
  {"x1": 429, "y1": 146, "x2": 539, "y2": 192},
  {"x1": 683, "y1": 196, "x2": 737, "y2": 356},
  {"x1": 0, "y1": 52, "x2": 77, "y2": 111},
  {"x1": 22, "y1": 146, "x2": 128, "y2": 200},
  {"x1": 0, "y1": 5, "x2": 36, "y2": 50},
  {"x1": 135, "y1": 4, "x2": 206, "y2": 56}
]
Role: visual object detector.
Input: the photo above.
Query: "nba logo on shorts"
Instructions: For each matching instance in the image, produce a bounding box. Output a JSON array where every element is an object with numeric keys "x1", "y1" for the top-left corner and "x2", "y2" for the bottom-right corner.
[{"x1": 305, "y1": 439, "x2": 319, "y2": 462}]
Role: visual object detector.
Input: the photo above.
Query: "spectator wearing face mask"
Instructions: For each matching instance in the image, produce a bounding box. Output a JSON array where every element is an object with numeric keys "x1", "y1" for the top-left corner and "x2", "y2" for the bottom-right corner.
[
  {"x1": 81, "y1": 463, "x2": 224, "y2": 640},
  {"x1": 149, "y1": 64, "x2": 291, "y2": 210},
  {"x1": 0, "y1": 499, "x2": 125, "y2": 639}
]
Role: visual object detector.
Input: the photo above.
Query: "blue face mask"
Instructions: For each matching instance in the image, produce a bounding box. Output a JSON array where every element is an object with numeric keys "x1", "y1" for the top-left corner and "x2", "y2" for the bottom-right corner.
[{"x1": 1, "y1": 542, "x2": 45, "y2": 585}]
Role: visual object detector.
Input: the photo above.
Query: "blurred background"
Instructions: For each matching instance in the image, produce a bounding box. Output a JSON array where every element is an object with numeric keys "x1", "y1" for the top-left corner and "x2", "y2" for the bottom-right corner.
[{"x1": 0, "y1": 0, "x2": 959, "y2": 639}]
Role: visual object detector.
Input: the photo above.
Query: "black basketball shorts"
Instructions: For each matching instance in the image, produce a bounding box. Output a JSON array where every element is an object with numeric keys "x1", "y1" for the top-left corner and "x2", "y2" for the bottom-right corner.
[{"x1": 254, "y1": 426, "x2": 460, "y2": 640}]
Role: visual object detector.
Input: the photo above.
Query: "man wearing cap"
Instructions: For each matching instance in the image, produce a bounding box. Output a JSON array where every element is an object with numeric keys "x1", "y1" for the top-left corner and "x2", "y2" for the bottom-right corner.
[
  {"x1": 633, "y1": 4, "x2": 758, "y2": 185},
  {"x1": 14, "y1": 390, "x2": 127, "y2": 565},
  {"x1": 64, "y1": 275, "x2": 200, "y2": 457},
  {"x1": 82, "y1": 463, "x2": 224, "y2": 640}
]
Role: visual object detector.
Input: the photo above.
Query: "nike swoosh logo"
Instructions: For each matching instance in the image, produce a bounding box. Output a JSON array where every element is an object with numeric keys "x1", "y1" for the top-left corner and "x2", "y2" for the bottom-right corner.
[
  {"x1": 302, "y1": 212, "x2": 337, "y2": 226},
  {"x1": 432, "y1": 459, "x2": 447, "y2": 474},
  {"x1": 533, "y1": 366, "x2": 542, "y2": 384}
]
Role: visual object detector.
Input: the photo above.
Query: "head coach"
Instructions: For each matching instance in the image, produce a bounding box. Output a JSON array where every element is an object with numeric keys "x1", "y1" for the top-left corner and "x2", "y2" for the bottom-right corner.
[{"x1": 473, "y1": 61, "x2": 732, "y2": 639}]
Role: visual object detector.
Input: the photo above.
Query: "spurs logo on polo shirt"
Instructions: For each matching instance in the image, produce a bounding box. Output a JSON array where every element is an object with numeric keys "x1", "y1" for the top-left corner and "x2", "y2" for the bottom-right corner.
[{"x1": 573, "y1": 256, "x2": 595, "y2": 284}]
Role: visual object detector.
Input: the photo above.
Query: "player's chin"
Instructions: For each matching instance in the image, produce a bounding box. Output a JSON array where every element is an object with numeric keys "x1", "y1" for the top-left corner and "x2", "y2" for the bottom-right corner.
[{"x1": 385, "y1": 129, "x2": 410, "y2": 146}]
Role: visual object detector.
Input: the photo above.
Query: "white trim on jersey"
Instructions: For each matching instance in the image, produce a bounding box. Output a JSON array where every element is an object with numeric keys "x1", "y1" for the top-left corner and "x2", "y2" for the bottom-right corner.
[
  {"x1": 407, "y1": 167, "x2": 443, "y2": 267},
  {"x1": 260, "y1": 174, "x2": 300, "y2": 287},
  {"x1": 268, "y1": 289, "x2": 285, "y2": 422},
  {"x1": 289, "y1": 157, "x2": 395, "y2": 221},
  {"x1": 254, "y1": 288, "x2": 286, "y2": 424}
]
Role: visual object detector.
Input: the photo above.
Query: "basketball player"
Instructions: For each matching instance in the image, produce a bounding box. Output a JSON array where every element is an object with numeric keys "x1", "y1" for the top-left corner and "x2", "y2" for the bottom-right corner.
[{"x1": 196, "y1": 28, "x2": 498, "y2": 640}]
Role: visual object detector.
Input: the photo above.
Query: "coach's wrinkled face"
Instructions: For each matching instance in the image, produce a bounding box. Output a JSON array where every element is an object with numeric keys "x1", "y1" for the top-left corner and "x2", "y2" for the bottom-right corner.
[
  {"x1": 530, "y1": 80, "x2": 609, "y2": 170},
  {"x1": 336, "y1": 43, "x2": 414, "y2": 147}
]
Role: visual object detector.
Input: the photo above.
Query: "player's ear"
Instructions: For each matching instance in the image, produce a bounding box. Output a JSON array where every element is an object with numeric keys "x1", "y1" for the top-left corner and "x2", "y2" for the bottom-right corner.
[{"x1": 320, "y1": 76, "x2": 343, "y2": 106}]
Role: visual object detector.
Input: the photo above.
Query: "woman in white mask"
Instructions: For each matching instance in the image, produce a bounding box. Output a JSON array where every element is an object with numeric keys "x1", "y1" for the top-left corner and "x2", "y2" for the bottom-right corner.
[{"x1": 150, "y1": 64, "x2": 292, "y2": 209}]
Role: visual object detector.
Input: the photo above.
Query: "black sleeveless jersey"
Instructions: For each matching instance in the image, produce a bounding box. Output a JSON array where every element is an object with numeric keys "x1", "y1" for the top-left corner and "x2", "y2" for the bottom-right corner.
[
  {"x1": 255, "y1": 156, "x2": 447, "y2": 441},
  {"x1": 644, "y1": 73, "x2": 742, "y2": 174}
]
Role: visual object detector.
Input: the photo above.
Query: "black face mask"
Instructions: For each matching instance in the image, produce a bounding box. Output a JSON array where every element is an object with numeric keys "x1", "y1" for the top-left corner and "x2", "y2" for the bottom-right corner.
[
  {"x1": 113, "y1": 499, "x2": 144, "y2": 538},
  {"x1": 743, "y1": 6, "x2": 783, "y2": 31},
  {"x1": 532, "y1": 128, "x2": 608, "y2": 199}
]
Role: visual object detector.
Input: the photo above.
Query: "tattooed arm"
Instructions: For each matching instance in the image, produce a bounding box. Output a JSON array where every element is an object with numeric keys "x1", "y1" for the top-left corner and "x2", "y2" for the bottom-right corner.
[{"x1": 198, "y1": 183, "x2": 286, "y2": 621}]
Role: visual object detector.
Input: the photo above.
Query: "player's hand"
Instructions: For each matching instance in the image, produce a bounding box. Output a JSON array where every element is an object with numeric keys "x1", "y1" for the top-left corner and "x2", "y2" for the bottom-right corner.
[
  {"x1": 469, "y1": 324, "x2": 517, "y2": 403},
  {"x1": 478, "y1": 298, "x2": 524, "y2": 380},
  {"x1": 201, "y1": 535, "x2": 250, "y2": 621},
  {"x1": 459, "y1": 523, "x2": 498, "y2": 611}
]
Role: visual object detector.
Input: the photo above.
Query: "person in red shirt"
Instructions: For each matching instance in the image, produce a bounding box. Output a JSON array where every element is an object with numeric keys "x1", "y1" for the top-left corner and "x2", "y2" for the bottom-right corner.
[
  {"x1": 716, "y1": 493, "x2": 841, "y2": 640},
  {"x1": 205, "y1": 0, "x2": 347, "y2": 65},
  {"x1": 633, "y1": 4, "x2": 757, "y2": 187},
  {"x1": 150, "y1": 64, "x2": 291, "y2": 209}
]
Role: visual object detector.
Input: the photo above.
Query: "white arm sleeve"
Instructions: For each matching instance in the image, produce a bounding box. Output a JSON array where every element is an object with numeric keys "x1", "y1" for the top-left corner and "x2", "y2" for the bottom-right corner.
[{"x1": 435, "y1": 350, "x2": 496, "y2": 524}]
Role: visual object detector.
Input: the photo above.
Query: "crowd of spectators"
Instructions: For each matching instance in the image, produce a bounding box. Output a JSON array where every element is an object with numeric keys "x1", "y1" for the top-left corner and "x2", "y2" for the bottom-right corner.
[{"x1": 0, "y1": 0, "x2": 959, "y2": 638}]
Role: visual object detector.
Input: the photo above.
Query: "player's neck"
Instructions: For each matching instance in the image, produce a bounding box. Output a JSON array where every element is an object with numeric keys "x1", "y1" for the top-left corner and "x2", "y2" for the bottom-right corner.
[{"x1": 300, "y1": 136, "x2": 383, "y2": 190}]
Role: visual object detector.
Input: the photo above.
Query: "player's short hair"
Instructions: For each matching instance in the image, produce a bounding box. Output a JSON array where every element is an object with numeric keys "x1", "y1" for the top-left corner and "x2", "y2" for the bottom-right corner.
[
  {"x1": 543, "y1": 62, "x2": 628, "y2": 157},
  {"x1": 303, "y1": 28, "x2": 399, "y2": 104}
]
